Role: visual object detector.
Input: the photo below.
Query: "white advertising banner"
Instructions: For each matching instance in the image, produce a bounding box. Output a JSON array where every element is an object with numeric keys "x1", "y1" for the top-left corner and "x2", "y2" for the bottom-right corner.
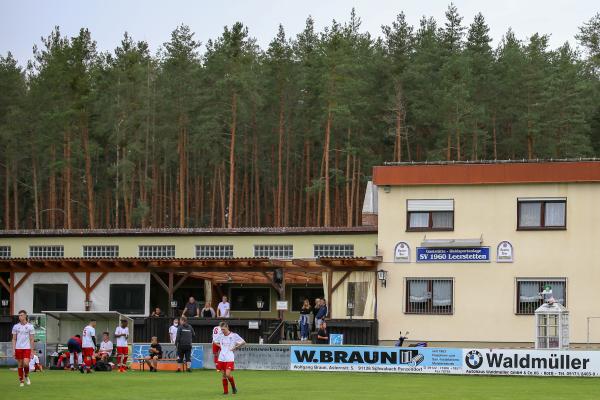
[{"x1": 463, "y1": 349, "x2": 600, "y2": 377}]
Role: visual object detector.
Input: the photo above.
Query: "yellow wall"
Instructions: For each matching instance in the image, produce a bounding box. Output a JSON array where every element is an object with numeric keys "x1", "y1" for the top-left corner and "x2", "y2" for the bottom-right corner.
[
  {"x1": 0, "y1": 233, "x2": 377, "y2": 259},
  {"x1": 376, "y1": 182, "x2": 600, "y2": 345}
]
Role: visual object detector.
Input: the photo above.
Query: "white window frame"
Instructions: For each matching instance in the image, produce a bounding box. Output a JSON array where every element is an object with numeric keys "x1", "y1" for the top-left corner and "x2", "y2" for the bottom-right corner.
[
  {"x1": 29, "y1": 245, "x2": 64, "y2": 258},
  {"x1": 0, "y1": 246, "x2": 11, "y2": 258},
  {"x1": 254, "y1": 244, "x2": 293, "y2": 259},
  {"x1": 196, "y1": 245, "x2": 234, "y2": 258},
  {"x1": 138, "y1": 245, "x2": 175, "y2": 258},
  {"x1": 82, "y1": 245, "x2": 119, "y2": 258},
  {"x1": 314, "y1": 244, "x2": 355, "y2": 258}
]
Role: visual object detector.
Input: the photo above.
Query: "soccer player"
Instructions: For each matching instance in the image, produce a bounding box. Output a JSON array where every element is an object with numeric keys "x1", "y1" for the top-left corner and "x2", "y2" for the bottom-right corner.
[
  {"x1": 212, "y1": 321, "x2": 225, "y2": 370},
  {"x1": 213, "y1": 323, "x2": 245, "y2": 395},
  {"x1": 98, "y1": 332, "x2": 113, "y2": 362},
  {"x1": 12, "y1": 309, "x2": 35, "y2": 387},
  {"x1": 169, "y1": 318, "x2": 179, "y2": 344},
  {"x1": 115, "y1": 319, "x2": 129, "y2": 372},
  {"x1": 67, "y1": 334, "x2": 83, "y2": 370},
  {"x1": 29, "y1": 353, "x2": 43, "y2": 372},
  {"x1": 81, "y1": 319, "x2": 97, "y2": 373}
]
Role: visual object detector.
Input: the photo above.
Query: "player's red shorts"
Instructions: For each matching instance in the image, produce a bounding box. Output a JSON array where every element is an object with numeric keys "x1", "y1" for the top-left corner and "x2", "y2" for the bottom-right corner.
[
  {"x1": 14, "y1": 349, "x2": 31, "y2": 360},
  {"x1": 82, "y1": 347, "x2": 94, "y2": 358},
  {"x1": 212, "y1": 343, "x2": 220, "y2": 354},
  {"x1": 217, "y1": 361, "x2": 235, "y2": 371},
  {"x1": 117, "y1": 346, "x2": 128, "y2": 355}
]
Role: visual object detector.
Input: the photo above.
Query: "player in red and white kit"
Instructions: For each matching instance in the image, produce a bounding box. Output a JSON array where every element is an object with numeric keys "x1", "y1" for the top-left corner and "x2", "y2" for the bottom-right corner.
[
  {"x1": 212, "y1": 321, "x2": 226, "y2": 370},
  {"x1": 114, "y1": 319, "x2": 129, "y2": 372},
  {"x1": 81, "y1": 319, "x2": 97, "y2": 373},
  {"x1": 213, "y1": 323, "x2": 245, "y2": 395},
  {"x1": 12, "y1": 310, "x2": 35, "y2": 387}
]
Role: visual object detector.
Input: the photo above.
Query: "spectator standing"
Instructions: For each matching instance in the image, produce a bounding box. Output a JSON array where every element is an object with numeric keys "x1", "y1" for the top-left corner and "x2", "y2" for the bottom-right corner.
[
  {"x1": 150, "y1": 307, "x2": 165, "y2": 317},
  {"x1": 217, "y1": 296, "x2": 231, "y2": 318},
  {"x1": 182, "y1": 297, "x2": 200, "y2": 318},
  {"x1": 201, "y1": 302, "x2": 216, "y2": 318},
  {"x1": 144, "y1": 336, "x2": 163, "y2": 372},
  {"x1": 175, "y1": 316, "x2": 195, "y2": 372},
  {"x1": 168, "y1": 318, "x2": 179, "y2": 344},
  {"x1": 299, "y1": 299, "x2": 312, "y2": 341},
  {"x1": 312, "y1": 298, "x2": 321, "y2": 332},
  {"x1": 316, "y1": 321, "x2": 329, "y2": 344},
  {"x1": 315, "y1": 299, "x2": 328, "y2": 330}
]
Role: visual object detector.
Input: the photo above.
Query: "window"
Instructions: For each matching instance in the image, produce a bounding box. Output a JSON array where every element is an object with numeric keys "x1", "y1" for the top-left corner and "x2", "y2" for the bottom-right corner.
[
  {"x1": 254, "y1": 245, "x2": 293, "y2": 259},
  {"x1": 83, "y1": 245, "x2": 119, "y2": 258},
  {"x1": 29, "y1": 245, "x2": 64, "y2": 258},
  {"x1": 407, "y1": 199, "x2": 454, "y2": 231},
  {"x1": 33, "y1": 284, "x2": 68, "y2": 313},
  {"x1": 196, "y1": 245, "x2": 234, "y2": 258},
  {"x1": 518, "y1": 198, "x2": 566, "y2": 230},
  {"x1": 517, "y1": 279, "x2": 566, "y2": 315},
  {"x1": 314, "y1": 244, "x2": 354, "y2": 258},
  {"x1": 405, "y1": 278, "x2": 453, "y2": 315},
  {"x1": 0, "y1": 246, "x2": 10, "y2": 258},
  {"x1": 109, "y1": 284, "x2": 145, "y2": 314},
  {"x1": 138, "y1": 245, "x2": 175, "y2": 258},
  {"x1": 230, "y1": 287, "x2": 271, "y2": 311},
  {"x1": 290, "y1": 287, "x2": 324, "y2": 311},
  {"x1": 347, "y1": 282, "x2": 369, "y2": 317}
]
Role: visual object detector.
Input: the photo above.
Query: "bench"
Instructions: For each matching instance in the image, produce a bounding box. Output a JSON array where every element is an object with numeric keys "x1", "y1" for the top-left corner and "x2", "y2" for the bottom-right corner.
[{"x1": 134, "y1": 357, "x2": 185, "y2": 372}]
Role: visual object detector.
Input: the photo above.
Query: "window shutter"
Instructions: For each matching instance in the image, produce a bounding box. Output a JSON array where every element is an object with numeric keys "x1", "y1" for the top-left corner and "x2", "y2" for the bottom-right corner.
[{"x1": 407, "y1": 199, "x2": 454, "y2": 211}]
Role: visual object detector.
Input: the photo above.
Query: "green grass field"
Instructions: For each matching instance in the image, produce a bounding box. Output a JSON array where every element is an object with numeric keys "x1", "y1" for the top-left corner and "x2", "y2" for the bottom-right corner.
[{"x1": 1, "y1": 369, "x2": 600, "y2": 399}]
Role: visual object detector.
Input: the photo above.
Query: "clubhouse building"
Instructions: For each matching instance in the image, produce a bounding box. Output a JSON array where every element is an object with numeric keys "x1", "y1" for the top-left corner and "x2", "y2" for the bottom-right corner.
[{"x1": 1, "y1": 159, "x2": 599, "y2": 348}]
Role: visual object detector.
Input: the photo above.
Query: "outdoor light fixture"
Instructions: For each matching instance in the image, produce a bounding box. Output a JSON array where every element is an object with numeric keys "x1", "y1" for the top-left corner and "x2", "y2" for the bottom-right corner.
[
  {"x1": 347, "y1": 300, "x2": 355, "y2": 320},
  {"x1": 257, "y1": 297, "x2": 264, "y2": 320},
  {"x1": 1, "y1": 299, "x2": 8, "y2": 307},
  {"x1": 383, "y1": 185, "x2": 391, "y2": 193},
  {"x1": 377, "y1": 269, "x2": 388, "y2": 288},
  {"x1": 170, "y1": 300, "x2": 178, "y2": 309},
  {"x1": 84, "y1": 300, "x2": 92, "y2": 310}
]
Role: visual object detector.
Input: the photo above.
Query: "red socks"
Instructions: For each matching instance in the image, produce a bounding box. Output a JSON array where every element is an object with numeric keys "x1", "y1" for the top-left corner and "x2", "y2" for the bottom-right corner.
[
  {"x1": 123, "y1": 356, "x2": 128, "y2": 365},
  {"x1": 18, "y1": 367, "x2": 23, "y2": 382},
  {"x1": 228, "y1": 376, "x2": 236, "y2": 390},
  {"x1": 222, "y1": 378, "x2": 229, "y2": 394},
  {"x1": 24, "y1": 366, "x2": 29, "y2": 376}
]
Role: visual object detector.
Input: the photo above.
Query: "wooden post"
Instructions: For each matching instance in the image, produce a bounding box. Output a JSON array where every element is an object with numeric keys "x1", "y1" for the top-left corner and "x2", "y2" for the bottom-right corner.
[
  {"x1": 9, "y1": 271, "x2": 14, "y2": 315},
  {"x1": 168, "y1": 272, "x2": 174, "y2": 318},
  {"x1": 327, "y1": 270, "x2": 333, "y2": 318},
  {"x1": 85, "y1": 272, "x2": 91, "y2": 311}
]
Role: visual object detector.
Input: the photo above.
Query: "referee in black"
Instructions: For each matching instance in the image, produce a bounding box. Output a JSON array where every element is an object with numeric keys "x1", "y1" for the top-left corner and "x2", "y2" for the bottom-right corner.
[{"x1": 175, "y1": 316, "x2": 195, "y2": 372}]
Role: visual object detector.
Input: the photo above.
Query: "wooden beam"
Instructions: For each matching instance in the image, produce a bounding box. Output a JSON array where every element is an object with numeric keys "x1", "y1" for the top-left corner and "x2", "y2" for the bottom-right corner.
[
  {"x1": 331, "y1": 271, "x2": 352, "y2": 294},
  {"x1": 327, "y1": 270, "x2": 333, "y2": 318},
  {"x1": 9, "y1": 271, "x2": 14, "y2": 315},
  {"x1": 69, "y1": 272, "x2": 86, "y2": 293},
  {"x1": 150, "y1": 272, "x2": 169, "y2": 293},
  {"x1": 89, "y1": 272, "x2": 108, "y2": 292},
  {"x1": 14, "y1": 272, "x2": 32, "y2": 291},
  {"x1": 168, "y1": 272, "x2": 174, "y2": 318},
  {"x1": 173, "y1": 273, "x2": 190, "y2": 292},
  {"x1": 0, "y1": 275, "x2": 9, "y2": 291}
]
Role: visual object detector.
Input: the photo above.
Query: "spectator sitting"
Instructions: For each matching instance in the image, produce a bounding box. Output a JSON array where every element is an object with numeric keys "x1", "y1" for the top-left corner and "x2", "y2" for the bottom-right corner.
[
  {"x1": 144, "y1": 336, "x2": 163, "y2": 372},
  {"x1": 201, "y1": 302, "x2": 216, "y2": 318},
  {"x1": 169, "y1": 318, "x2": 179, "y2": 344},
  {"x1": 395, "y1": 331, "x2": 409, "y2": 347},
  {"x1": 315, "y1": 298, "x2": 328, "y2": 330},
  {"x1": 29, "y1": 354, "x2": 43, "y2": 372},
  {"x1": 98, "y1": 332, "x2": 113, "y2": 362},
  {"x1": 316, "y1": 321, "x2": 329, "y2": 344},
  {"x1": 151, "y1": 307, "x2": 165, "y2": 318},
  {"x1": 217, "y1": 295, "x2": 231, "y2": 318},
  {"x1": 182, "y1": 297, "x2": 200, "y2": 318}
]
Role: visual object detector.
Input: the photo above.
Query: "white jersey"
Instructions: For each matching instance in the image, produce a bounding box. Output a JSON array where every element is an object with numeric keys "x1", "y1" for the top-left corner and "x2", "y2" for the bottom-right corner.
[
  {"x1": 100, "y1": 340, "x2": 113, "y2": 353},
  {"x1": 169, "y1": 325, "x2": 178, "y2": 344},
  {"x1": 29, "y1": 354, "x2": 39, "y2": 370},
  {"x1": 212, "y1": 326, "x2": 223, "y2": 342},
  {"x1": 217, "y1": 302, "x2": 231, "y2": 318},
  {"x1": 115, "y1": 326, "x2": 129, "y2": 347},
  {"x1": 82, "y1": 325, "x2": 96, "y2": 348},
  {"x1": 12, "y1": 323, "x2": 34, "y2": 349},
  {"x1": 216, "y1": 333, "x2": 244, "y2": 362}
]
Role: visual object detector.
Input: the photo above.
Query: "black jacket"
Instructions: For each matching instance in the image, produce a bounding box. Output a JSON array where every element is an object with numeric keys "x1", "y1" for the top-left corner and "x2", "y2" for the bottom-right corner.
[{"x1": 175, "y1": 323, "x2": 195, "y2": 347}]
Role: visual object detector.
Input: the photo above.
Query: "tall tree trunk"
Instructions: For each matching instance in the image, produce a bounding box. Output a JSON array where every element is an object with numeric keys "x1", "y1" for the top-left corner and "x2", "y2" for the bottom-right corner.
[
  {"x1": 227, "y1": 92, "x2": 237, "y2": 228},
  {"x1": 275, "y1": 95, "x2": 284, "y2": 227},
  {"x1": 81, "y1": 123, "x2": 95, "y2": 228},
  {"x1": 323, "y1": 108, "x2": 332, "y2": 227},
  {"x1": 492, "y1": 111, "x2": 497, "y2": 159},
  {"x1": 304, "y1": 140, "x2": 311, "y2": 226},
  {"x1": 12, "y1": 160, "x2": 18, "y2": 230},
  {"x1": 345, "y1": 129, "x2": 352, "y2": 227},
  {"x1": 284, "y1": 126, "x2": 290, "y2": 227},
  {"x1": 64, "y1": 130, "x2": 72, "y2": 229},
  {"x1": 32, "y1": 154, "x2": 40, "y2": 229},
  {"x1": 49, "y1": 145, "x2": 56, "y2": 229},
  {"x1": 4, "y1": 163, "x2": 10, "y2": 230}
]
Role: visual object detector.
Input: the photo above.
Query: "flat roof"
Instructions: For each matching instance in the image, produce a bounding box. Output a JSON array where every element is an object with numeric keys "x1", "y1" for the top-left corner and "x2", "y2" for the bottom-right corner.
[
  {"x1": 373, "y1": 159, "x2": 600, "y2": 186},
  {"x1": 0, "y1": 226, "x2": 377, "y2": 238}
]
